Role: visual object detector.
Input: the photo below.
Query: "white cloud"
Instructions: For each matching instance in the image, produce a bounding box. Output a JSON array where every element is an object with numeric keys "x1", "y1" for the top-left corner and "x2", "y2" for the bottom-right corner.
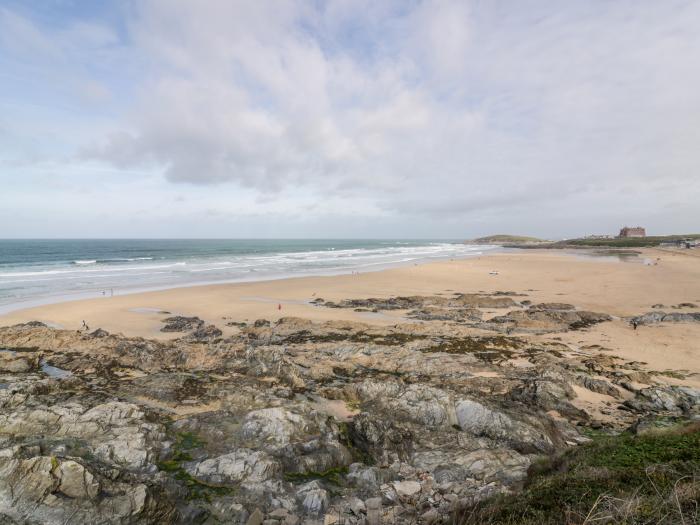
[{"x1": 2, "y1": 0, "x2": 700, "y2": 237}]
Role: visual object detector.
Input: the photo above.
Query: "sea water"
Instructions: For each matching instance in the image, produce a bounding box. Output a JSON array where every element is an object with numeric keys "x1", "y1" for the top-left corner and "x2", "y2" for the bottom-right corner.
[{"x1": 0, "y1": 239, "x2": 496, "y2": 313}]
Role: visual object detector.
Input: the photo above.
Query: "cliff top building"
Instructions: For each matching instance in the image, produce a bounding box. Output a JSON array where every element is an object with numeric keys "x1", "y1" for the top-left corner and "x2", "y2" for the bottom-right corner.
[{"x1": 618, "y1": 226, "x2": 646, "y2": 238}]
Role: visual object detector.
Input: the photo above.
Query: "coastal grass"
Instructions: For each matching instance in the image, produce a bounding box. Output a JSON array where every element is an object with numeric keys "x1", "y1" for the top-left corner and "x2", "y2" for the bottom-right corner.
[
  {"x1": 455, "y1": 421, "x2": 700, "y2": 525},
  {"x1": 562, "y1": 234, "x2": 700, "y2": 248},
  {"x1": 472, "y1": 235, "x2": 547, "y2": 244},
  {"x1": 484, "y1": 233, "x2": 700, "y2": 249}
]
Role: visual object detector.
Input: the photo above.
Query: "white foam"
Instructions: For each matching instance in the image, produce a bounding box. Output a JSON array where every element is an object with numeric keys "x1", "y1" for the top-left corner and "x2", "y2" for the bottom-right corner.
[{"x1": 0, "y1": 243, "x2": 500, "y2": 314}]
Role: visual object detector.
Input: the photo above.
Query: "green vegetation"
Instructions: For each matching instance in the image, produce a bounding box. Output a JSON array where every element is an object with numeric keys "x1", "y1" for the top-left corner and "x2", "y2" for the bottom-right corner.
[
  {"x1": 157, "y1": 431, "x2": 233, "y2": 502},
  {"x1": 455, "y1": 422, "x2": 700, "y2": 525},
  {"x1": 284, "y1": 466, "x2": 349, "y2": 484},
  {"x1": 472, "y1": 235, "x2": 546, "y2": 244},
  {"x1": 167, "y1": 467, "x2": 234, "y2": 502},
  {"x1": 174, "y1": 431, "x2": 205, "y2": 455},
  {"x1": 561, "y1": 234, "x2": 700, "y2": 248},
  {"x1": 475, "y1": 233, "x2": 700, "y2": 248}
]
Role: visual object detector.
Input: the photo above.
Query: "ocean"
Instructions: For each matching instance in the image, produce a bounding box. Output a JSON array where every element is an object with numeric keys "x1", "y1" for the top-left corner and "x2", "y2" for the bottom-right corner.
[{"x1": 0, "y1": 239, "x2": 495, "y2": 313}]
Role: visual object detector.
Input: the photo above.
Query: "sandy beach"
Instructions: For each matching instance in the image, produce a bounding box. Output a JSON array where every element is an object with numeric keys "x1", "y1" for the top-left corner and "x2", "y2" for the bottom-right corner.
[
  {"x1": 2, "y1": 248, "x2": 699, "y2": 384},
  {"x1": 2, "y1": 248, "x2": 699, "y2": 522}
]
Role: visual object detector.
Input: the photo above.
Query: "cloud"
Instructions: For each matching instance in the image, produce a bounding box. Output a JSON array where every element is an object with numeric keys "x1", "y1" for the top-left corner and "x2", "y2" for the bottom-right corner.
[{"x1": 3, "y1": 0, "x2": 700, "y2": 237}]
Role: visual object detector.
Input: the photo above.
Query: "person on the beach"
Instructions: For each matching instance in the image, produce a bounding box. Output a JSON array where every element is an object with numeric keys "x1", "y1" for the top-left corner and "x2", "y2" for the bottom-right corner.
[
  {"x1": 81, "y1": 320, "x2": 89, "y2": 331},
  {"x1": 631, "y1": 319, "x2": 638, "y2": 330}
]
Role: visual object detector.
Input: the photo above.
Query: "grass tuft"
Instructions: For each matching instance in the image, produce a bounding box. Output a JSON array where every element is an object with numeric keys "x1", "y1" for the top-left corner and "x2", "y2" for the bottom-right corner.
[{"x1": 454, "y1": 421, "x2": 700, "y2": 524}]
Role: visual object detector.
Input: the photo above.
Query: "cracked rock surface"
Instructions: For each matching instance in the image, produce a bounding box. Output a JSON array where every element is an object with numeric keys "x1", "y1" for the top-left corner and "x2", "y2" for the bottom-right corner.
[{"x1": 0, "y1": 293, "x2": 697, "y2": 524}]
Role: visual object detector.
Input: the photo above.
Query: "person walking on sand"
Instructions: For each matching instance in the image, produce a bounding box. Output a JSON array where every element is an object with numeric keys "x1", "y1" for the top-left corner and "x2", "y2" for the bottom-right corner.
[
  {"x1": 631, "y1": 319, "x2": 638, "y2": 331},
  {"x1": 81, "y1": 320, "x2": 89, "y2": 331}
]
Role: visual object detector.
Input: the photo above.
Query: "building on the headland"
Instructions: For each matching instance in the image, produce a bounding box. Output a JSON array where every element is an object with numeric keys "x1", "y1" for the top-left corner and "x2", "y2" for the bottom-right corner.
[{"x1": 618, "y1": 226, "x2": 646, "y2": 238}]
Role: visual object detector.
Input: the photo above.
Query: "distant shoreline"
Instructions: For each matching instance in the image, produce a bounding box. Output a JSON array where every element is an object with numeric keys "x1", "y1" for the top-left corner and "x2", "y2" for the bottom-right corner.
[
  {"x1": 0, "y1": 245, "x2": 502, "y2": 317},
  {"x1": 0, "y1": 239, "x2": 496, "y2": 315}
]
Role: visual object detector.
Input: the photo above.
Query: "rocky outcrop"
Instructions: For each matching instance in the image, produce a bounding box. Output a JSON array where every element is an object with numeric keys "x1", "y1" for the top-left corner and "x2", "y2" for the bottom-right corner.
[
  {"x1": 484, "y1": 309, "x2": 612, "y2": 333},
  {"x1": 0, "y1": 351, "x2": 40, "y2": 373},
  {"x1": 319, "y1": 293, "x2": 519, "y2": 313},
  {"x1": 0, "y1": 293, "x2": 687, "y2": 524},
  {"x1": 454, "y1": 398, "x2": 556, "y2": 454},
  {"x1": 0, "y1": 454, "x2": 174, "y2": 524},
  {"x1": 631, "y1": 311, "x2": 700, "y2": 325},
  {"x1": 161, "y1": 316, "x2": 204, "y2": 332},
  {"x1": 185, "y1": 449, "x2": 280, "y2": 485},
  {"x1": 625, "y1": 386, "x2": 700, "y2": 414}
]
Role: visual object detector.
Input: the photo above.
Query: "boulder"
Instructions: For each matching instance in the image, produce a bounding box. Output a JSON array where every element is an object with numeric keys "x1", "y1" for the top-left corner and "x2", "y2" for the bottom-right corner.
[
  {"x1": 185, "y1": 449, "x2": 280, "y2": 485},
  {"x1": 392, "y1": 480, "x2": 421, "y2": 498},
  {"x1": 0, "y1": 352, "x2": 39, "y2": 373},
  {"x1": 296, "y1": 481, "x2": 329, "y2": 516},
  {"x1": 625, "y1": 386, "x2": 700, "y2": 414},
  {"x1": 631, "y1": 311, "x2": 700, "y2": 325},
  {"x1": 455, "y1": 399, "x2": 554, "y2": 453},
  {"x1": 347, "y1": 413, "x2": 413, "y2": 464},
  {"x1": 56, "y1": 460, "x2": 100, "y2": 499},
  {"x1": 161, "y1": 316, "x2": 204, "y2": 332},
  {"x1": 241, "y1": 408, "x2": 310, "y2": 447}
]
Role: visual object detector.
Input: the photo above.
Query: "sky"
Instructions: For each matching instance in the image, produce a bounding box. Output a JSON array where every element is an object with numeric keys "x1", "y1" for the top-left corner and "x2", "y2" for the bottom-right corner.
[{"x1": 1, "y1": 0, "x2": 699, "y2": 239}]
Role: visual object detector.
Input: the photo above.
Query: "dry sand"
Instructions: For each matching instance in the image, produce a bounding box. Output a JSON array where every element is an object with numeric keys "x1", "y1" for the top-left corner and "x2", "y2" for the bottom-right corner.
[{"x1": 1, "y1": 248, "x2": 699, "y2": 384}]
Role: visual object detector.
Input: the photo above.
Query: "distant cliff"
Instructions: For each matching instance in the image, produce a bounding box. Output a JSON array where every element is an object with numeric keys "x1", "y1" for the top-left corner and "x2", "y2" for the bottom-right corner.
[{"x1": 469, "y1": 234, "x2": 548, "y2": 245}]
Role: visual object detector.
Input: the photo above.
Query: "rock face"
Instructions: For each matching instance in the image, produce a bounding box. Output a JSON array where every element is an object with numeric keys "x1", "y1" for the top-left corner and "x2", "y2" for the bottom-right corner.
[
  {"x1": 631, "y1": 311, "x2": 700, "y2": 325},
  {"x1": 0, "y1": 455, "x2": 164, "y2": 523},
  {"x1": 185, "y1": 450, "x2": 280, "y2": 485},
  {"x1": 0, "y1": 293, "x2": 694, "y2": 524},
  {"x1": 485, "y1": 309, "x2": 612, "y2": 334},
  {"x1": 161, "y1": 315, "x2": 204, "y2": 332},
  {"x1": 318, "y1": 293, "x2": 518, "y2": 313},
  {"x1": 315, "y1": 294, "x2": 611, "y2": 334},
  {"x1": 0, "y1": 352, "x2": 39, "y2": 373},
  {"x1": 455, "y1": 399, "x2": 555, "y2": 454},
  {"x1": 625, "y1": 386, "x2": 700, "y2": 414}
]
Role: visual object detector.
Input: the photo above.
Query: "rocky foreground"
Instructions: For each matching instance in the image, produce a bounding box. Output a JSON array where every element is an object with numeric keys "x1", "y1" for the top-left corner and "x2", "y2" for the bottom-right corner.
[{"x1": 0, "y1": 292, "x2": 698, "y2": 524}]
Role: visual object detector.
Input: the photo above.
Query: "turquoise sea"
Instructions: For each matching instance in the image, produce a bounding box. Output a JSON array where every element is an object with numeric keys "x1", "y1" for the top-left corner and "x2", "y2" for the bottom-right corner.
[{"x1": 0, "y1": 239, "x2": 495, "y2": 313}]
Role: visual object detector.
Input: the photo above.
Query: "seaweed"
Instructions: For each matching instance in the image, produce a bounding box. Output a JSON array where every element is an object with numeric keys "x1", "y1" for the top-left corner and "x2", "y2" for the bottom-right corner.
[{"x1": 283, "y1": 466, "x2": 349, "y2": 485}]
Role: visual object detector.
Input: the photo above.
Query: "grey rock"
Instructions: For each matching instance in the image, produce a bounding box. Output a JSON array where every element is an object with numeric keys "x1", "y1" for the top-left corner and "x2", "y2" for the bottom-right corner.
[
  {"x1": 89, "y1": 328, "x2": 110, "y2": 338},
  {"x1": 185, "y1": 449, "x2": 281, "y2": 485},
  {"x1": 297, "y1": 481, "x2": 330, "y2": 516},
  {"x1": 161, "y1": 315, "x2": 204, "y2": 332},
  {"x1": 0, "y1": 353, "x2": 39, "y2": 373},
  {"x1": 365, "y1": 498, "x2": 382, "y2": 525},
  {"x1": 185, "y1": 324, "x2": 223, "y2": 342},
  {"x1": 56, "y1": 460, "x2": 100, "y2": 499},
  {"x1": 347, "y1": 413, "x2": 413, "y2": 465},
  {"x1": 247, "y1": 508, "x2": 265, "y2": 525},
  {"x1": 392, "y1": 480, "x2": 421, "y2": 498},
  {"x1": 575, "y1": 374, "x2": 622, "y2": 399},
  {"x1": 241, "y1": 408, "x2": 310, "y2": 447},
  {"x1": 421, "y1": 508, "x2": 439, "y2": 524},
  {"x1": 346, "y1": 497, "x2": 366, "y2": 516},
  {"x1": 283, "y1": 514, "x2": 300, "y2": 525},
  {"x1": 455, "y1": 398, "x2": 554, "y2": 453},
  {"x1": 625, "y1": 386, "x2": 700, "y2": 414},
  {"x1": 631, "y1": 311, "x2": 700, "y2": 325}
]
